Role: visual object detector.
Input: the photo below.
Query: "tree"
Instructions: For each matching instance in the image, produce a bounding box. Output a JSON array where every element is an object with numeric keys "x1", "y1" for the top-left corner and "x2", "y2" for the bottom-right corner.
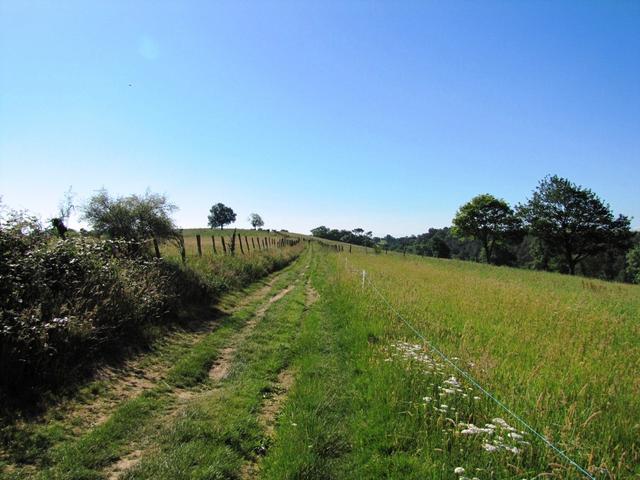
[
  {"x1": 248, "y1": 213, "x2": 264, "y2": 229},
  {"x1": 517, "y1": 175, "x2": 632, "y2": 275},
  {"x1": 452, "y1": 194, "x2": 522, "y2": 264},
  {"x1": 311, "y1": 226, "x2": 330, "y2": 238},
  {"x1": 625, "y1": 242, "x2": 640, "y2": 284},
  {"x1": 82, "y1": 189, "x2": 178, "y2": 242},
  {"x1": 51, "y1": 186, "x2": 75, "y2": 239},
  {"x1": 208, "y1": 203, "x2": 236, "y2": 230},
  {"x1": 430, "y1": 236, "x2": 451, "y2": 259}
]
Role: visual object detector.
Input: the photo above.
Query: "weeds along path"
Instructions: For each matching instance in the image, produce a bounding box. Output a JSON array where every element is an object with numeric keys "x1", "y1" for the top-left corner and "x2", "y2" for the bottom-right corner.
[
  {"x1": 0, "y1": 249, "x2": 310, "y2": 480},
  {"x1": 102, "y1": 251, "x2": 317, "y2": 479}
]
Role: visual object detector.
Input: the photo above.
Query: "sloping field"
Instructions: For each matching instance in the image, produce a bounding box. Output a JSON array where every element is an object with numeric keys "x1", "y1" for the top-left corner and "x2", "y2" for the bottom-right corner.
[{"x1": 313, "y1": 249, "x2": 639, "y2": 478}]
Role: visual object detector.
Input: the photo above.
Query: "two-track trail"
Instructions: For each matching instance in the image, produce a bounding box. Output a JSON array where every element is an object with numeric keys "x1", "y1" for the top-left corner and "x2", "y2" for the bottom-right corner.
[
  {"x1": 103, "y1": 247, "x2": 317, "y2": 479},
  {"x1": 1, "y1": 247, "x2": 316, "y2": 480}
]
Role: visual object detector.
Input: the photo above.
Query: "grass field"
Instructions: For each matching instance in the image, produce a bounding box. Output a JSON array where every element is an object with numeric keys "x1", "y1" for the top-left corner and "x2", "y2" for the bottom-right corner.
[
  {"x1": 317, "y1": 248, "x2": 640, "y2": 478},
  {"x1": 2, "y1": 242, "x2": 637, "y2": 479}
]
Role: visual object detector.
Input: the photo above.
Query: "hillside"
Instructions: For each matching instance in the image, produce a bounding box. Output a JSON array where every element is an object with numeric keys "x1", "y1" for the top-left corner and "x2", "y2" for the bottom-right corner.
[{"x1": 2, "y1": 241, "x2": 638, "y2": 479}]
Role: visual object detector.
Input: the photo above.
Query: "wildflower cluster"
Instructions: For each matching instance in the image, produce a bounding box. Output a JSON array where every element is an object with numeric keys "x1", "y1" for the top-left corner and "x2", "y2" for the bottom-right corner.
[{"x1": 386, "y1": 341, "x2": 535, "y2": 479}]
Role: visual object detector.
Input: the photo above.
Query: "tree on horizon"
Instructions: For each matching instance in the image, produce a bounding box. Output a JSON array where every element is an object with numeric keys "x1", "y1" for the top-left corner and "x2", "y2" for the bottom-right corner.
[
  {"x1": 208, "y1": 203, "x2": 236, "y2": 230},
  {"x1": 518, "y1": 175, "x2": 632, "y2": 275}
]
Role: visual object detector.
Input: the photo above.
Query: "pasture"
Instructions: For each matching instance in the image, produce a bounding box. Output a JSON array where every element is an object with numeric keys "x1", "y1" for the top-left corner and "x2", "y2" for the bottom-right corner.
[{"x1": 318, "y1": 249, "x2": 639, "y2": 478}]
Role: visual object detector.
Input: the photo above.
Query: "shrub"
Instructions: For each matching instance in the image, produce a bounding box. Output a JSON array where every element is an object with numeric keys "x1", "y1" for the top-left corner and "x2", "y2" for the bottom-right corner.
[{"x1": 0, "y1": 213, "x2": 178, "y2": 396}]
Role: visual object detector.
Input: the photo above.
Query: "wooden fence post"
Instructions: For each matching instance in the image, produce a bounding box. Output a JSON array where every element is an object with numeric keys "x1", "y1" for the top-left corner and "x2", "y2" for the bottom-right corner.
[
  {"x1": 211, "y1": 236, "x2": 217, "y2": 254},
  {"x1": 238, "y1": 233, "x2": 244, "y2": 254},
  {"x1": 180, "y1": 235, "x2": 186, "y2": 264},
  {"x1": 244, "y1": 236, "x2": 250, "y2": 253},
  {"x1": 196, "y1": 234, "x2": 202, "y2": 256},
  {"x1": 251, "y1": 237, "x2": 256, "y2": 250},
  {"x1": 221, "y1": 236, "x2": 227, "y2": 254},
  {"x1": 230, "y1": 229, "x2": 237, "y2": 255},
  {"x1": 153, "y1": 238, "x2": 161, "y2": 258}
]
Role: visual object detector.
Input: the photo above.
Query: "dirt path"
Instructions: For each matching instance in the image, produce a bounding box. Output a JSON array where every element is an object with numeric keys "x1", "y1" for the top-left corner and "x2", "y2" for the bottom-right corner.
[
  {"x1": 74, "y1": 272, "x2": 289, "y2": 430},
  {"x1": 240, "y1": 280, "x2": 319, "y2": 479},
  {"x1": 102, "y1": 267, "x2": 307, "y2": 480},
  {"x1": 209, "y1": 283, "x2": 296, "y2": 382}
]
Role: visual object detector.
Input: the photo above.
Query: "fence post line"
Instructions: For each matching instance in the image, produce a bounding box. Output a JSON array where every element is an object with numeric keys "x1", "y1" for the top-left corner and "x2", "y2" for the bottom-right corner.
[
  {"x1": 152, "y1": 238, "x2": 161, "y2": 258},
  {"x1": 211, "y1": 235, "x2": 217, "y2": 254},
  {"x1": 196, "y1": 234, "x2": 202, "y2": 256},
  {"x1": 251, "y1": 237, "x2": 256, "y2": 250},
  {"x1": 221, "y1": 236, "x2": 227, "y2": 254},
  {"x1": 244, "y1": 236, "x2": 250, "y2": 253}
]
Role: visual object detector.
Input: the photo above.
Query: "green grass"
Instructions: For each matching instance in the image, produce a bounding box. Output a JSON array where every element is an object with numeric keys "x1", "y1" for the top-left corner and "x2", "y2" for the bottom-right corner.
[
  {"x1": 4, "y1": 244, "x2": 637, "y2": 479},
  {"x1": 123, "y1": 254, "x2": 309, "y2": 479},
  {"x1": 289, "y1": 249, "x2": 637, "y2": 478}
]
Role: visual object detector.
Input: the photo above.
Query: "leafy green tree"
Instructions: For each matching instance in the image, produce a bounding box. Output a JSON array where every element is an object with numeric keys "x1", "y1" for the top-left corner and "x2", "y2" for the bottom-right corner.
[
  {"x1": 452, "y1": 194, "x2": 522, "y2": 264},
  {"x1": 518, "y1": 175, "x2": 632, "y2": 275},
  {"x1": 430, "y1": 236, "x2": 451, "y2": 259},
  {"x1": 248, "y1": 213, "x2": 264, "y2": 229},
  {"x1": 83, "y1": 189, "x2": 178, "y2": 242},
  {"x1": 626, "y1": 243, "x2": 640, "y2": 284},
  {"x1": 208, "y1": 203, "x2": 236, "y2": 230},
  {"x1": 311, "y1": 226, "x2": 330, "y2": 238}
]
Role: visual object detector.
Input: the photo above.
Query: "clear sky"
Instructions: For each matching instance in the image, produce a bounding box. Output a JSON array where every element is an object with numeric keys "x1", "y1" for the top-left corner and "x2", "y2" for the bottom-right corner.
[{"x1": 1, "y1": 1, "x2": 638, "y2": 236}]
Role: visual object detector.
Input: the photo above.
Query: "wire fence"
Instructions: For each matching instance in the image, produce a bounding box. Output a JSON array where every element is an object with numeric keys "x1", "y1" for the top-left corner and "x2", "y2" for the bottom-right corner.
[{"x1": 341, "y1": 255, "x2": 597, "y2": 480}]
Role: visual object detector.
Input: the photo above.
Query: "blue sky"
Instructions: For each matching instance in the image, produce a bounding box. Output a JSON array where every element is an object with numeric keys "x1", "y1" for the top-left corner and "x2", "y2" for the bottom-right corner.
[{"x1": 1, "y1": 1, "x2": 638, "y2": 236}]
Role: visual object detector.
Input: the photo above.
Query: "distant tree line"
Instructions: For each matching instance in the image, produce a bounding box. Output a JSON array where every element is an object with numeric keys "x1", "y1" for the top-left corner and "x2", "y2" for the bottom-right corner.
[
  {"x1": 310, "y1": 226, "x2": 376, "y2": 247},
  {"x1": 311, "y1": 175, "x2": 639, "y2": 283}
]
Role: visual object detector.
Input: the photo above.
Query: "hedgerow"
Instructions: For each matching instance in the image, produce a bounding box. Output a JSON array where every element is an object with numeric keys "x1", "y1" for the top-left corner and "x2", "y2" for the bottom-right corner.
[{"x1": 0, "y1": 213, "x2": 301, "y2": 400}]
